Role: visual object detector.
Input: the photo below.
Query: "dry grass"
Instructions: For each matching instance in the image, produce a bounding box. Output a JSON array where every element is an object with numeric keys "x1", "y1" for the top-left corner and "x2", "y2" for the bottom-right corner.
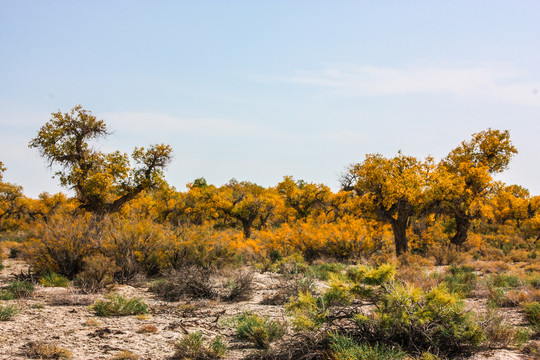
[
  {"x1": 24, "y1": 341, "x2": 72, "y2": 359},
  {"x1": 83, "y1": 318, "x2": 101, "y2": 327},
  {"x1": 136, "y1": 324, "x2": 158, "y2": 333},
  {"x1": 110, "y1": 350, "x2": 140, "y2": 360}
]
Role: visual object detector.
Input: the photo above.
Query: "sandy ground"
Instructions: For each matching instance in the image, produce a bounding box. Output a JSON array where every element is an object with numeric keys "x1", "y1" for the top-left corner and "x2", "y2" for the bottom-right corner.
[{"x1": 0, "y1": 258, "x2": 535, "y2": 360}]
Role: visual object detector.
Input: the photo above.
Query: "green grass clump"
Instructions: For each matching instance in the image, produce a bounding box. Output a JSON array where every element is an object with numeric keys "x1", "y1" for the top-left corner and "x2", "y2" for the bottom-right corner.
[
  {"x1": 7, "y1": 280, "x2": 34, "y2": 298},
  {"x1": 0, "y1": 289, "x2": 16, "y2": 300},
  {"x1": 523, "y1": 302, "x2": 540, "y2": 329},
  {"x1": 329, "y1": 333, "x2": 408, "y2": 360},
  {"x1": 40, "y1": 272, "x2": 69, "y2": 287},
  {"x1": 527, "y1": 275, "x2": 540, "y2": 289},
  {"x1": 173, "y1": 331, "x2": 227, "y2": 359},
  {"x1": 308, "y1": 262, "x2": 345, "y2": 281},
  {"x1": 234, "y1": 312, "x2": 286, "y2": 349},
  {"x1": 91, "y1": 294, "x2": 148, "y2": 317},
  {"x1": 0, "y1": 304, "x2": 20, "y2": 321},
  {"x1": 443, "y1": 265, "x2": 476, "y2": 297},
  {"x1": 490, "y1": 273, "x2": 522, "y2": 288}
]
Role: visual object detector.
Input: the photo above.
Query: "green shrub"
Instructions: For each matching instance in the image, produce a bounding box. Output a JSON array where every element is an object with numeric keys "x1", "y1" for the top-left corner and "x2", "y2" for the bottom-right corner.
[
  {"x1": 0, "y1": 290, "x2": 16, "y2": 300},
  {"x1": 354, "y1": 283, "x2": 484, "y2": 354},
  {"x1": 91, "y1": 294, "x2": 148, "y2": 317},
  {"x1": 523, "y1": 302, "x2": 540, "y2": 329},
  {"x1": 348, "y1": 263, "x2": 396, "y2": 285},
  {"x1": 40, "y1": 272, "x2": 69, "y2": 287},
  {"x1": 234, "y1": 312, "x2": 286, "y2": 348},
  {"x1": 7, "y1": 280, "x2": 34, "y2": 298},
  {"x1": 270, "y1": 253, "x2": 309, "y2": 275},
  {"x1": 329, "y1": 333, "x2": 408, "y2": 360},
  {"x1": 308, "y1": 262, "x2": 345, "y2": 281},
  {"x1": 323, "y1": 273, "x2": 352, "y2": 307},
  {"x1": 486, "y1": 286, "x2": 518, "y2": 308},
  {"x1": 286, "y1": 291, "x2": 328, "y2": 331},
  {"x1": 490, "y1": 273, "x2": 522, "y2": 288},
  {"x1": 527, "y1": 275, "x2": 540, "y2": 289},
  {"x1": 173, "y1": 331, "x2": 226, "y2": 359},
  {"x1": 0, "y1": 304, "x2": 20, "y2": 321},
  {"x1": 443, "y1": 265, "x2": 476, "y2": 297}
]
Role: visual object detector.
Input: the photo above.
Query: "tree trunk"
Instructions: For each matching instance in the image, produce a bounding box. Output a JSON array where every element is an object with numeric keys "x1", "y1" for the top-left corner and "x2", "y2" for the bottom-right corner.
[
  {"x1": 450, "y1": 214, "x2": 470, "y2": 246},
  {"x1": 241, "y1": 219, "x2": 253, "y2": 239},
  {"x1": 390, "y1": 218, "x2": 409, "y2": 256}
]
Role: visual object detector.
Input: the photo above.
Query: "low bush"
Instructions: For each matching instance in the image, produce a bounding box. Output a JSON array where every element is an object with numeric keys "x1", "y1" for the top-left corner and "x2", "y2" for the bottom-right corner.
[
  {"x1": 479, "y1": 308, "x2": 529, "y2": 347},
  {"x1": 221, "y1": 270, "x2": 254, "y2": 302},
  {"x1": 74, "y1": 254, "x2": 118, "y2": 293},
  {"x1": 173, "y1": 331, "x2": 227, "y2": 359},
  {"x1": 260, "y1": 271, "x2": 315, "y2": 305},
  {"x1": 323, "y1": 273, "x2": 352, "y2": 306},
  {"x1": 527, "y1": 275, "x2": 540, "y2": 289},
  {"x1": 7, "y1": 280, "x2": 34, "y2": 298},
  {"x1": 443, "y1": 265, "x2": 476, "y2": 297},
  {"x1": 0, "y1": 304, "x2": 20, "y2": 321},
  {"x1": 286, "y1": 291, "x2": 328, "y2": 332},
  {"x1": 40, "y1": 272, "x2": 69, "y2": 287},
  {"x1": 308, "y1": 261, "x2": 345, "y2": 281},
  {"x1": 91, "y1": 294, "x2": 148, "y2": 317},
  {"x1": 23, "y1": 341, "x2": 72, "y2": 359},
  {"x1": 347, "y1": 263, "x2": 396, "y2": 285},
  {"x1": 23, "y1": 214, "x2": 99, "y2": 278},
  {"x1": 270, "y1": 253, "x2": 309, "y2": 275},
  {"x1": 489, "y1": 273, "x2": 522, "y2": 288},
  {"x1": 150, "y1": 265, "x2": 216, "y2": 301},
  {"x1": 234, "y1": 312, "x2": 286, "y2": 349},
  {"x1": 0, "y1": 289, "x2": 16, "y2": 300},
  {"x1": 523, "y1": 341, "x2": 540, "y2": 358},
  {"x1": 354, "y1": 283, "x2": 484, "y2": 355},
  {"x1": 329, "y1": 333, "x2": 408, "y2": 360},
  {"x1": 523, "y1": 302, "x2": 540, "y2": 330}
]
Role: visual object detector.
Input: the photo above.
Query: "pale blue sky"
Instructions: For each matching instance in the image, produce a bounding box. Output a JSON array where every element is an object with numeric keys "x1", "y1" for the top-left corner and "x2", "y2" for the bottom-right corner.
[{"x1": 1, "y1": 1, "x2": 539, "y2": 197}]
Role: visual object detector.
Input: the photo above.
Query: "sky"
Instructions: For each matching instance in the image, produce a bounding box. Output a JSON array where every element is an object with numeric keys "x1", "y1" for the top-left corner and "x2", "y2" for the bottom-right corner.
[{"x1": 1, "y1": 1, "x2": 539, "y2": 198}]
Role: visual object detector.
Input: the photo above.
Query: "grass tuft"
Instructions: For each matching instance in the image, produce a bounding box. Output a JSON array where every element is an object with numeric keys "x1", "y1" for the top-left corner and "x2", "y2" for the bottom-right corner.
[{"x1": 91, "y1": 294, "x2": 148, "y2": 317}]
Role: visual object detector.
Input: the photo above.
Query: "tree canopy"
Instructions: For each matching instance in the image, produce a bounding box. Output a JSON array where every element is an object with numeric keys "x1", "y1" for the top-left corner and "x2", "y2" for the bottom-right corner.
[{"x1": 29, "y1": 105, "x2": 173, "y2": 215}]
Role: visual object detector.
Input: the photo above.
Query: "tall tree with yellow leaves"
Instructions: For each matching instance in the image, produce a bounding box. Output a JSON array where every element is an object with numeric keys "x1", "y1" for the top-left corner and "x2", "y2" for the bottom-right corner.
[
  {"x1": 431, "y1": 129, "x2": 517, "y2": 246},
  {"x1": 342, "y1": 152, "x2": 431, "y2": 256},
  {"x1": 29, "y1": 105, "x2": 173, "y2": 215}
]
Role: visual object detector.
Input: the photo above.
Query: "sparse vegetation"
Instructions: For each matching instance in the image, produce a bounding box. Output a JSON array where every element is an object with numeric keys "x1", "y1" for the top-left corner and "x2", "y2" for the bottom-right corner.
[
  {"x1": 7, "y1": 280, "x2": 34, "y2": 298},
  {"x1": 40, "y1": 272, "x2": 69, "y2": 287},
  {"x1": 329, "y1": 333, "x2": 408, "y2": 360},
  {"x1": 91, "y1": 294, "x2": 148, "y2": 317},
  {"x1": 0, "y1": 304, "x2": 20, "y2": 321},
  {"x1": 173, "y1": 331, "x2": 227, "y2": 359},
  {"x1": 234, "y1": 312, "x2": 286, "y2": 349},
  {"x1": 110, "y1": 350, "x2": 140, "y2": 360},
  {"x1": 0, "y1": 124, "x2": 539, "y2": 359},
  {"x1": 24, "y1": 341, "x2": 72, "y2": 359}
]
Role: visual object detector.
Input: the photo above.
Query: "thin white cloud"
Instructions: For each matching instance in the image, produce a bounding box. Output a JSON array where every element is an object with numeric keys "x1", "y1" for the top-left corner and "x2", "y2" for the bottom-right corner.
[{"x1": 280, "y1": 64, "x2": 540, "y2": 107}]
